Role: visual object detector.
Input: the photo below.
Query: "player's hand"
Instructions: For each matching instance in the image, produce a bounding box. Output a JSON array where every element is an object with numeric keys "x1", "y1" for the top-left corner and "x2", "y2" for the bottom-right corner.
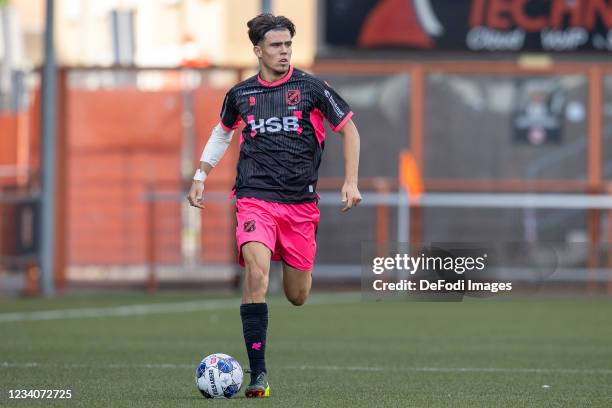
[
  {"x1": 341, "y1": 181, "x2": 362, "y2": 212},
  {"x1": 187, "y1": 180, "x2": 205, "y2": 209}
]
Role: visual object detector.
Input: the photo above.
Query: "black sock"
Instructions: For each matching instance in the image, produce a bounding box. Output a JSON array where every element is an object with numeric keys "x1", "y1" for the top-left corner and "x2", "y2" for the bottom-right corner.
[{"x1": 240, "y1": 303, "x2": 268, "y2": 377}]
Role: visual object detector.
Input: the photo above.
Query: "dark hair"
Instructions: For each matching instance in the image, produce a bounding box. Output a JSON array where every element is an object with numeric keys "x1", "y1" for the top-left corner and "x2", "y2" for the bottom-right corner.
[{"x1": 247, "y1": 13, "x2": 296, "y2": 46}]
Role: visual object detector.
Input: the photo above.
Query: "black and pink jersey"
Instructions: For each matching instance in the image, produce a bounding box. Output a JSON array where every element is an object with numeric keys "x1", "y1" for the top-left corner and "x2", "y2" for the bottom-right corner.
[{"x1": 219, "y1": 66, "x2": 353, "y2": 204}]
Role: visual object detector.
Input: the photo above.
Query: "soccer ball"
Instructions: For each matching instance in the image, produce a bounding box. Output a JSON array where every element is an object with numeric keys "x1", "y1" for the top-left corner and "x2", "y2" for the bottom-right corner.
[{"x1": 195, "y1": 353, "x2": 243, "y2": 398}]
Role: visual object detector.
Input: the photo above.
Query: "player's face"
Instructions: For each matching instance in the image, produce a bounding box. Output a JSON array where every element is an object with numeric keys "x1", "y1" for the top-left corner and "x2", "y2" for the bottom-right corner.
[{"x1": 255, "y1": 29, "x2": 292, "y2": 74}]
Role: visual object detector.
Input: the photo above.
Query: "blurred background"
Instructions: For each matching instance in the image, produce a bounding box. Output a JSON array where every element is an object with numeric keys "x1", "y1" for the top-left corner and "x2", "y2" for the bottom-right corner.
[{"x1": 2, "y1": 0, "x2": 612, "y2": 297}]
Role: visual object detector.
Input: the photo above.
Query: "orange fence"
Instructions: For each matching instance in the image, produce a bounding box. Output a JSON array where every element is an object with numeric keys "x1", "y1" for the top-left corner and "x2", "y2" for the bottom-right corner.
[
  {"x1": 313, "y1": 60, "x2": 612, "y2": 273},
  {"x1": 2, "y1": 61, "x2": 612, "y2": 293}
]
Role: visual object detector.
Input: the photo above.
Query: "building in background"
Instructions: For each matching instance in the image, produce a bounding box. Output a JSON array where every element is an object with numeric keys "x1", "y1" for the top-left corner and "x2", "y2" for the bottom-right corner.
[{"x1": 9, "y1": 0, "x2": 316, "y2": 68}]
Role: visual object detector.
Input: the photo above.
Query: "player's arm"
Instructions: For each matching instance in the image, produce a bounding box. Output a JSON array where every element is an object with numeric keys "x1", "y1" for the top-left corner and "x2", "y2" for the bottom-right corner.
[
  {"x1": 338, "y1": 119, "x2": 362, "y2": 212},
  {"x1": 187, "y1": 123, "x2": 234, "y2": 209}
]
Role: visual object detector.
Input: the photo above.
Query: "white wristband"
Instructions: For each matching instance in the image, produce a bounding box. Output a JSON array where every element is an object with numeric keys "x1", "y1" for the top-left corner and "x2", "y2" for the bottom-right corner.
[{"x1": 193, "y1": 169, "x2": 207, "y2": 182}]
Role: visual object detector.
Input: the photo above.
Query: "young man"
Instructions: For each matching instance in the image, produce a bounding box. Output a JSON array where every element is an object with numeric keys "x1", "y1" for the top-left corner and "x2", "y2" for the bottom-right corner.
[{"x1": 187, "y1": 14, "x2": 361, "y2": 398}]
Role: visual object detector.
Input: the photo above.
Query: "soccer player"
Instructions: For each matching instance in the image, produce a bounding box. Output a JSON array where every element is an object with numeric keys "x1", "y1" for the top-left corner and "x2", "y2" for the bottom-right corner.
[{"x1": 187, "y1": 13, "x2": 361, "y2": 398}]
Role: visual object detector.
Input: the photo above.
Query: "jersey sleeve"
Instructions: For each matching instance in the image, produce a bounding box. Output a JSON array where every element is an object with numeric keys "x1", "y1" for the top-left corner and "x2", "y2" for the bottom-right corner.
[
  {"x1": 219, "y1": 89, "x2": 241, "y2": 131},
  {"x1": 314, "y1": 80, "x2": 354, "y2": 132}
]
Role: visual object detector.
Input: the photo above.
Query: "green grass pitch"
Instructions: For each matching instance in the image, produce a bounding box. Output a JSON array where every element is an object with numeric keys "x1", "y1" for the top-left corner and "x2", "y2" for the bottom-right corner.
[{"x1": 1, "y1": 292, "x2": 611, "y2": 407}]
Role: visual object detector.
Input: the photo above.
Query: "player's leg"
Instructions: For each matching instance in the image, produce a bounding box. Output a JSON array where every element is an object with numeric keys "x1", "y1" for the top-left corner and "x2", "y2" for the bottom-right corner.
[
  {"x1": 235, "y1": 198, "x2": 278, "y2": 398},
  {"x1": 240, "y1": 242, "x2": 272, "y2": 398},
  {"x1": 277, "y1": 200, "x2": 319, "y2": 306},
  {"x1": 241, "y1": 242, "x2": 272, "y2": 303},
  {"x1": 282, "y1": 263, "x2": 311, "y2": 306}
]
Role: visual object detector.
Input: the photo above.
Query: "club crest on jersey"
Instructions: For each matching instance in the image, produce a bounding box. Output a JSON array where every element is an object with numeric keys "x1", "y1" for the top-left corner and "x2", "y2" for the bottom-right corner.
[
  {"x1": 248, "y1": 116, "x2": 300, "y2": 134},
  {"x1": 243, "y1": 220, "x2": 256, "y2": 232},
  {"x1": 249, "y1": 96, "x2": 256, "y2": 106},
  {"x1": 286, "y1": 89, "x2": 301, "y2": 105}
]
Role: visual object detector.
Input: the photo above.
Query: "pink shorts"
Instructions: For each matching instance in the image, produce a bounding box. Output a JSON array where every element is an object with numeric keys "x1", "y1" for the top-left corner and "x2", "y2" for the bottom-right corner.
[{"x1": 235, "y1": 197, "x2": 320, "y2": 271}]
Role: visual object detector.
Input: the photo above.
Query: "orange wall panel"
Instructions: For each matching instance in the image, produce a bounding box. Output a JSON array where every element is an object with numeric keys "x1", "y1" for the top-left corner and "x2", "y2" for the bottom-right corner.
[
  {"x1": 0, "y1": 115, "x2": 18, "y2": 167},
  {"x1": 66, "y1": 85, "x2": 239, "y2": 266}
]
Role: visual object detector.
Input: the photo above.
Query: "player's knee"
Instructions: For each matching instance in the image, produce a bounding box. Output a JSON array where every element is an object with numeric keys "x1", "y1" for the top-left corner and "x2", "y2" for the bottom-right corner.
[
  {"x1": 287, "y1": 290, "x2": 308, "y2": 306},
  {"x1": 243, "y1": 259, "x2": 265, "y2": 285},
  {"x1": 245, "y1": 265, "x2": 267, "y2": 287},
  {"x1": 289, "y1": 297, "x2": 306, "y2": 306}
]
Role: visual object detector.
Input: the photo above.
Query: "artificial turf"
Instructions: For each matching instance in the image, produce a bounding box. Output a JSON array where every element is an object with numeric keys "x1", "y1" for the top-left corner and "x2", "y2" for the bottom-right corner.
[{"x1": 1, "y1": 292, "x2": 611, "y2": 407}]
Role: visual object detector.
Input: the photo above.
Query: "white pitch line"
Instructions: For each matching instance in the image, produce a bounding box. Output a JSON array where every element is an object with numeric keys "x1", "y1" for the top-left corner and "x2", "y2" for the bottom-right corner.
[
  {"x1": 0, "y1": 362, "x2": 193, "y2": 369},
  {"x1": 0, "y1": 293, "x2": 359, "y2": 323},
  {"x1": 0, "y1": 299, "x2": 238, "y2": 323},
  {"x1": 1, "y1": 362, "x2": 611, "y2": 375},
  {"x1": 285, "y1": 365, "x2": 612, "y2": 375}
]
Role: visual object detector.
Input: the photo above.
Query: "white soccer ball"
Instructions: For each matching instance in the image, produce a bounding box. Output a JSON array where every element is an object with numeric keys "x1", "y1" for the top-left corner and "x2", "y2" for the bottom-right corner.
[{"x1": 195, "y1": 353, "x2": 243, "y2": 399}]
